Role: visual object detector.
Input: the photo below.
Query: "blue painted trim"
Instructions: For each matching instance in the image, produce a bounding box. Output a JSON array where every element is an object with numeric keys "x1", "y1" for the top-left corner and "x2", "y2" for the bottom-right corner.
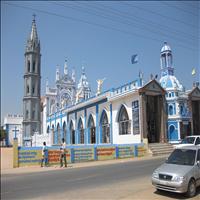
[
  {"x1": 116, "y1": 146, "x2": 119, "y2": 158},
  {"x1": 75, "y1": 112, "x2": 78, "y2": 144},
  {"x1": 96, "y1": 104, "x2": 99, "y2": 144},
  {"x1": 18, "y1": 143, "x2": 143, "y2": 150},
  {"x1": 60, "y1": 114, "x2": 63, "y2": 140},
  {"x1": 134, "y1": 146, "x2": 138, "y2": 157},
  {"x1": 5, "y1": 124, "x2": 9, "y2": 146},
  {"x1": 84, "y1": 109, "x2": 87, "y2": 144},
  {"x1": 110, "y1": 104, "x2": 113, "y2": 144}
]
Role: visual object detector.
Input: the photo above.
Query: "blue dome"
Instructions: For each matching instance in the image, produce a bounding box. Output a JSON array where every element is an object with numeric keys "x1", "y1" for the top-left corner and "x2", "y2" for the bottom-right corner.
[{"x1": 160, "y1": 75, "x2": 183, "y2": 91}]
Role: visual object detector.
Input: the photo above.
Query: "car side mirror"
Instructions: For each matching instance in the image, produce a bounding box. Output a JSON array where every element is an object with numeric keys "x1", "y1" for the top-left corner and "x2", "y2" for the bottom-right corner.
[{"x1": 197, "y1": 161, "x2": 200, "y2": 167}]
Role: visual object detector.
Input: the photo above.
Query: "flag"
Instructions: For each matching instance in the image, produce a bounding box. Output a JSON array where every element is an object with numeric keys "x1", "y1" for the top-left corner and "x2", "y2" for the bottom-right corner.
[
  {"x1": 191, "y1": 68, "x2": 196, "y2": 76},
  {"x1": 131, "y1": 54, "x2": 138, "y2": 64}
]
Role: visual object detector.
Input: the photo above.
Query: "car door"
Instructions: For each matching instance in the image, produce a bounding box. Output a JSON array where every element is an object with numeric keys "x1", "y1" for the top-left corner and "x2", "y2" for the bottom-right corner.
[{"x1": 194, "y1": 137, "x2": 200, "y2": 146}]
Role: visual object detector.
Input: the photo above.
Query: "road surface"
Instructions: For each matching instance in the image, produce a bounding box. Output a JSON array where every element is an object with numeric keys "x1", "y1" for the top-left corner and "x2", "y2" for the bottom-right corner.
[{"x1": 1, "y1": 157, "x2": 199, "y2": 199}]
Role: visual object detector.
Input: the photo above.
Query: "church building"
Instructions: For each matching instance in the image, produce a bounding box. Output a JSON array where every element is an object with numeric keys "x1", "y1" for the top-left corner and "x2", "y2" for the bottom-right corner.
[{"x1": 21, "y1": 18, "x2": 200, "y2": 147}]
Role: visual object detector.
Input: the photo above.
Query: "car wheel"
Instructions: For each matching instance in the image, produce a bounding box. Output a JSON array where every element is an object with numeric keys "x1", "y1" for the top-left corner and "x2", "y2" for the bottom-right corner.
[
  {"x1": 156, "y1": 189, "x2": 162, "y2": 193},
  {"x1": 186, "y1": 179, "x2": 196, "y2": 198}
]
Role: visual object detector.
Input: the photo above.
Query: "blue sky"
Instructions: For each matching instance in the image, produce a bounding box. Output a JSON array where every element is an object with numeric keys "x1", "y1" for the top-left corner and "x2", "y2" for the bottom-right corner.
[{"x1": 1, "y1": 1, "x2": 200, "y2": 123}]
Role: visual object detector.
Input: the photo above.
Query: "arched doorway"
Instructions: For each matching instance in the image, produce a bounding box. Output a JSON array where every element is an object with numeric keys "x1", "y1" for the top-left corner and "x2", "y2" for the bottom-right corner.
[
  {"x1": 70, "y1": 121, "x2": 75, "y2": 144},
  {"x1": 100, "y1": 111, "x2": 110, "y2": 143},
  {"x1": 88, "y1": 115, "x2": 96, "y2": 144},
  {"x1": 78, "y1": 118, "x2": 84, "y2": 144},
  {"x1": 57, "y1": 123, "x2": 61, "y2": 144},
  {"x1": 51, "y1": 125, "x2": 55, "y2": 144},
  {"x1": 169, "y1": 125, "x2": 176, "y2": 141},
  {"x1": 63, "y1": 121, "x2": 67, "y2": 143}
]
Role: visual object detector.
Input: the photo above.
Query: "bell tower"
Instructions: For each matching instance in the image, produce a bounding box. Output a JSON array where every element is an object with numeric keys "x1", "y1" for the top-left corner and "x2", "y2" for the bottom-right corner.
[
  {"x1": 160, "y1": 42, "x2": 174, "y2": 77},
  {"x1": 23, "y1": 15, "x2": 41, "y2": 145}
]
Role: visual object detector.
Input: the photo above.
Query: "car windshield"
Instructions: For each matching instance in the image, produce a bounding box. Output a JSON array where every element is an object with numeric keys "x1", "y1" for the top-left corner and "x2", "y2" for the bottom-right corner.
[
  {"x1": 181, "y1": 137, "x2": 195, "y2": 144},
  {"x1": 166, "y1": 149, "x2": 196, "y2": 166}
]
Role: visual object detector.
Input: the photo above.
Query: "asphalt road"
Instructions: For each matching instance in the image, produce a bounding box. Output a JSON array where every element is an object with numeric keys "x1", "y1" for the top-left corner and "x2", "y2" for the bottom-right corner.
[{"x1": 1, "y1": 157, "x2": 199, "y2": 200}]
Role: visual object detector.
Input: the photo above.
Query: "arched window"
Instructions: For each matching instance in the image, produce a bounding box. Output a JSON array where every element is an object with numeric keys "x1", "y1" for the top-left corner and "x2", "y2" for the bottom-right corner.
[
  {"x1": 100, "y1": 111, "x2": 110, "y2": 143},
  {"x1": 78, "y1": 118, "x2": 84, "y2": 144},
  {"x1": 118, "y1": 105, "x2": 130, "y2": 135},
  {"x1": 32, "y1": 110, "x2": 35, "y2": 120},
  {"x1": 27, "y1": 85, "x2": 29, "y2": 94},
  {"x1": 33, "y1": 61, "x2": 35, "y2": 72},
  {"x1": 52, "y1": 125, "x2": 55, "y2": 144},
  {"x1": 32, "y1": 86, "x2": 35, "y2": 94},
  {"x1": 88, "y1": 115, "x2": 95, "y2": 144},
  {"x1": 169, "y1": 105, "x2": 173, "y2": 115},
  {"x1": 70, "y1": 121, "x2": 75, "y2": 144},
  {"x1": 47, "y1": 125, "x2": 50, "y2": 134},
  {"x1": 27, "y1": 60, "x2": 30, "y2": 72},
  {"x1": 57, "y1": 123, "x2": 61, "y2": 144},
  {"x1": 63, "y1": 121, "x2": 67, "y2": 142},
  {"x1": 26, "y1": 110, "x2": 29, "y2": 119}
]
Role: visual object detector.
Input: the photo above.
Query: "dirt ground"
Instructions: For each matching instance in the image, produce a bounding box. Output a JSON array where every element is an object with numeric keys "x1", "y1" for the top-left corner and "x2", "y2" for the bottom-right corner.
[{"x1": 1, "y1": 147, "x2": 13, "y2": 169}]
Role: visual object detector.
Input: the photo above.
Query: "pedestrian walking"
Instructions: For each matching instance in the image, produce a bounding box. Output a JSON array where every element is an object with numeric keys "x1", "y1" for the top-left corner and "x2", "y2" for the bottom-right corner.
[
  {"x1": 60, "y1": 138, "x2": 67, "y2": 168},
  {"x1": 41, "y1": 141, "x2": 48, "y2": 167}
]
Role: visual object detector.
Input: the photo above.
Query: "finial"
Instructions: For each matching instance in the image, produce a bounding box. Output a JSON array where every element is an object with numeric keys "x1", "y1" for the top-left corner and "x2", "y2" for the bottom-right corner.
[
  {"x1": 33, "y1": 14, "x2": 36, "y2": 21},
  {"x1": 82, "y1": 66, "x2": 85, "y2": 74}
]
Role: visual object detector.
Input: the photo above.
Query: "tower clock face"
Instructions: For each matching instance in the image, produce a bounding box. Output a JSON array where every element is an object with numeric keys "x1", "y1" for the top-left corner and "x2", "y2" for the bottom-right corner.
[{"x1": 61, "y1": 92, "x2": 72, "y2": 107}]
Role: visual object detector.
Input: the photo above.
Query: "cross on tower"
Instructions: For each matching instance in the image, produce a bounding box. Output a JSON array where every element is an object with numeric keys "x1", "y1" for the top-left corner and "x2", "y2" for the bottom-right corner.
[{"x1": 12, "y1": 126, "x2": 19, "y2": 139}]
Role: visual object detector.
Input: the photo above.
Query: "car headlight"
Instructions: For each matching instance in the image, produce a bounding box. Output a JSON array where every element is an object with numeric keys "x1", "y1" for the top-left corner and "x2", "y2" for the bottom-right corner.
[
  {"x1": 152, "y1": 170, "x2": 159, "y2": 179},
  {"x1": 173, "y1": 176, "x2": 186, "y2": 182}
]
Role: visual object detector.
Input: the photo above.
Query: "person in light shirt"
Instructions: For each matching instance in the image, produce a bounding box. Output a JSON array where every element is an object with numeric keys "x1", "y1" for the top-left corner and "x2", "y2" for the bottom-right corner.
[
  {"x1": 41, "y1": 141, "x2": 48, "y2": 167},
  {"x1": 60, "y1": 138, "x2": 67, "y2": 168}
]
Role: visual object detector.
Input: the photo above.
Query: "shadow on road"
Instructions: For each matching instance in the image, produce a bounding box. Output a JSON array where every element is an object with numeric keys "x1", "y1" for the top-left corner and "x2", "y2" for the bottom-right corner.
[{"x1": 154, "y1": 187, "x2": 200, "y2": 199}]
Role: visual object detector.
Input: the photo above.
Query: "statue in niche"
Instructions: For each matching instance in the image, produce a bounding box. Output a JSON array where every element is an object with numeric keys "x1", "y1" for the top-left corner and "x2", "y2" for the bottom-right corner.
[{"x1": 96, "y1": 78, "x2": 106, "y2": 95}]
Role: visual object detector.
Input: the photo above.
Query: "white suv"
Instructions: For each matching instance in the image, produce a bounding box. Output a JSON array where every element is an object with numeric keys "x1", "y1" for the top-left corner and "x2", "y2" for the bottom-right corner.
[{"x1": 174, "y1": 135, "x2": 200, "y2": 149}]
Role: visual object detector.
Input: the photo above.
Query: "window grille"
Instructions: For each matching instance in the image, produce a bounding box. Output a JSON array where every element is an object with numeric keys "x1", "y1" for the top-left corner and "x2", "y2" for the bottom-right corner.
[{"x1": 119, "y1": 120, "x2": 131, "y2": 135}]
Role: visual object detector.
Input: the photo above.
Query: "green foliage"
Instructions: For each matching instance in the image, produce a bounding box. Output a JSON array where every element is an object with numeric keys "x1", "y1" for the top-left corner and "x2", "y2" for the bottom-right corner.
[{"x1": 0, "y1": 127, "x2": 7, "y2": 141}]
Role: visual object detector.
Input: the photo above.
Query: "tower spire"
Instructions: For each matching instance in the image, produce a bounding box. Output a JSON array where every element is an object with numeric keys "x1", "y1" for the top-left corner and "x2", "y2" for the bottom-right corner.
[
  {"x1": 64, "y1": 59, "x2": 68, "y2": 75},
  {"x1": 30, "y1": 14, "x2": 38, "y2": 41},
  {"x1": 26, "y1": 14, "x2": 40, "y2": 53}
]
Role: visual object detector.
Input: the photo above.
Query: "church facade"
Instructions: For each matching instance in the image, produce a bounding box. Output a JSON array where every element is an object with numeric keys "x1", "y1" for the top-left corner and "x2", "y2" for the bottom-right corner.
[
  {"x1": 43, "y1": 42, "x2": 200, "y2": 147},
  {"x1": 44, "y1": 77, "x2": 167, "y2": 146},
  {"x1": 21, "y1": 18, "x2": 200, "y2": 147}
]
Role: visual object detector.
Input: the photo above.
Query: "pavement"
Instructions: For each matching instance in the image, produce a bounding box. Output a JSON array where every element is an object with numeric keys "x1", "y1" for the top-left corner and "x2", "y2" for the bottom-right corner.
[{"x1": 1, "y1": 154, "x2": 164, "y2": 175}]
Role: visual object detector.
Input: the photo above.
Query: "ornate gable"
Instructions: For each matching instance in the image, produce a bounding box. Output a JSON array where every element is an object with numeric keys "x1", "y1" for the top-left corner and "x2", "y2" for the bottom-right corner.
[
  {"x1": 139, "y1": 79, "x2": 166, "y2": 96},
  {"x1": 188, "y1": 87, "x2": 200, "y2": 100}
]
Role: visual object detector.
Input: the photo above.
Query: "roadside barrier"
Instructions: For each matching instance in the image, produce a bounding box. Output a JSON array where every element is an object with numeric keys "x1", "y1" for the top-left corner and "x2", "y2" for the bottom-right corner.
[{"x1": 13, "y1": 139, "x2": 147, "y2": 168}]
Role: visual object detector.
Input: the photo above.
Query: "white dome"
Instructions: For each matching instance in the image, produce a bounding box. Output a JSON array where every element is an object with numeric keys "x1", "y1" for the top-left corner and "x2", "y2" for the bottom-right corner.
[
  {"x1": 161, "y1": 42, "x2": 171, "y2": 52},
  {"x1": 160, "y1": 75, "x2": 183, "y2": 91}
]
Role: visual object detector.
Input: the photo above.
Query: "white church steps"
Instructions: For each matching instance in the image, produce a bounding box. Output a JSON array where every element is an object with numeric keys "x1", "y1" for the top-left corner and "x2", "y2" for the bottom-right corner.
[{"x1": 148, "y1": 143, "x2": 174, "y2": 156}]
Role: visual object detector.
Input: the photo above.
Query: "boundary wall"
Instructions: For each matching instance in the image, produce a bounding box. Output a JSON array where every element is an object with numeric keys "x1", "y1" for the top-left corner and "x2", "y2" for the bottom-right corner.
[{"x1": 13, "y1": 139, "x2": 147, "y2": 168}]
